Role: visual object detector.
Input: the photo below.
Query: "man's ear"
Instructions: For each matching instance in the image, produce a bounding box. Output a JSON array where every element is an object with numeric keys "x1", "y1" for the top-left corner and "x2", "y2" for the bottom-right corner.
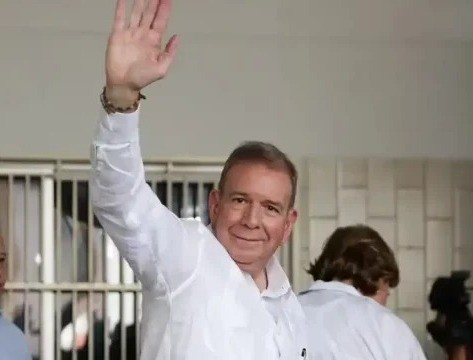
[
  {"x1": 282, "y1": 208, "x2": 298, "y2": 245},
  {"x1": 208, "y1": 189, "x2": 221, "y2": 224}
]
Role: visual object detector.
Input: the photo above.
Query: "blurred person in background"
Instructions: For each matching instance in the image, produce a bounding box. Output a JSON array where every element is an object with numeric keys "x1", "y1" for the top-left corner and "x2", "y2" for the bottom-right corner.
[
  {"x1": 299, "y1": 224, "x2": 426, "y2": 360},
  {"x1": 0, "y1": 233, "x2": 32, "y2": 360}
]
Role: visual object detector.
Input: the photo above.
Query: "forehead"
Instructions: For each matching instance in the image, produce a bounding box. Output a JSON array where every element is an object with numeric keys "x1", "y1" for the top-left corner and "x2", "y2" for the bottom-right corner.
[
  {"x1": 0, "y1": 236, "x2": 4, "y2": 252},
  {"x1": 223, "y1": 162, "x2": 292, "y2": 203}
]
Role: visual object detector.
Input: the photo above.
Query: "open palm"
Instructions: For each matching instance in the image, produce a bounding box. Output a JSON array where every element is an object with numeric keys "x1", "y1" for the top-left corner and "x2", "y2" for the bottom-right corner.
[{"x1": 106, "y1": 0, "x2": 179, "y2": 91}]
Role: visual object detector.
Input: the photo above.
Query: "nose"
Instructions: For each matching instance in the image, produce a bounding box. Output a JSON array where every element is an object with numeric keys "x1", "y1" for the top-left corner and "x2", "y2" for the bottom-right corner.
[{"x1": 241, "y1": 203, "x2": 261, "y2": 229}]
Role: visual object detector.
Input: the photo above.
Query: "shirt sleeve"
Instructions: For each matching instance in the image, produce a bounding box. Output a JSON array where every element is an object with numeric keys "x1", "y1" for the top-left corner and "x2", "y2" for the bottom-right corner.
[
  {"x1": 90, "y1": 108, "x2": 201, "y2": 293},
  {"x1": 409, "y1": 333, "x2": 428, "y2": 360}
]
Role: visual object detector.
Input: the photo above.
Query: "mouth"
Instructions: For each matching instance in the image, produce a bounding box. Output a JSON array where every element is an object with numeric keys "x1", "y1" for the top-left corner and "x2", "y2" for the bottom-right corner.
[{"x1": 233, "y1": 235, "x2": 264, "y2": 242}]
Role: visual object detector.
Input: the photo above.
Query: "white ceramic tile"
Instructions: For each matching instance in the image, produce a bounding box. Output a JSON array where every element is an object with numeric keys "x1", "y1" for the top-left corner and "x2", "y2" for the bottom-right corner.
[
  {"x1": 309, "y1": 218, "x2": 338, "y2": 261},
  {"x1": 294, "y1": 184, "x2": 310, "y2": 250},
  {"x1": 294, "y1": 243, "x2": 313, "y2": 293},
  {"x1": 426, "y1": 160, "x2": 452, "y2": 218},
  {"x1": 454, "y1": 248, "x2": 473, "y2": 274},
  {"x1": 386, "y1": 286, "x2": 398, "y2": 311},
  {"x1": 338, "y1": 158, "x2": 367, "y2": 188},
  {"x1": 368, "y1": 160, "x2": 395, "y2": 217},
  {"x1": 297, "y1": 261, "x2": 314, "y2": 292},
  {"x1": 338, "y1": 189, "x2": 367, "y2": 227},
  {"x1": 453, "y1": 161, "x2": 473, "y2": 190},
  {"x1": 452, "y1": 249, "x2": 473, "y2": 292},
  {"x1": 395, "y1": 160, "x2": 424, "y2": 189},
  {"x1": 308, "y1": 159, "x2": 337, "y2": 217},
  {"x1": 397, "y1": 310, "x2": 426, "y2": 346},
  {"x1": 426, "y1": 220, "x2": 452, "y2": 278},
  {"x1": 397, "y1": 190, "x2": 424, "y2": 247},
  {"x1": 398, "y1": 248, "x2": 425, "y2": 309},
  {"x1": 298, "y1": 240, "x2": 311, "y2": 263},
  {"x1": 367, "y1": 218, "x2": 396, "y2": 252},
  {"x1": 454, "y1": 191, "x2": 473, "y2": 248},
  {"x1": 426, "y1": 280, "x2": 436, "y2": 321},
  {"x1": 293, "y1": 158, "x2": 308, "y2": 188}
]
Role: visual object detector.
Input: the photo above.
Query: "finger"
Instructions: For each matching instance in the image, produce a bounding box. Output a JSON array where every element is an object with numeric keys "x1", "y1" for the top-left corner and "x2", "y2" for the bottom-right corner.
[
  {"x1": 141, "y1": 0, "x2": 159, "y2": 29},
  {"x1": 129, "y1": 0, "x2": 146, "y2": 29},
  {"x1": 112, "y1": 0, "x2": 126, "y2": 31},
  {"x1": 164, "y1": 34, "x2": 179, "y2": 57},
  {"x1": 152, "y1": 0, "x2": 172, "y2": 34},
  {"x1": 154, "y1": 34, "x2": 180, "y2": 77}
]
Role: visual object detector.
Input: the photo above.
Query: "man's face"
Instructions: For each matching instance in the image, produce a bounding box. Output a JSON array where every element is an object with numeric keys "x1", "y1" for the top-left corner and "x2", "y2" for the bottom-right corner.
[
  {"x1": 209, "y1": 162, "x2": 297, "y2": 276},
  {"x1": 0, "y1": 236, "x2": 6, "y2": 292}
]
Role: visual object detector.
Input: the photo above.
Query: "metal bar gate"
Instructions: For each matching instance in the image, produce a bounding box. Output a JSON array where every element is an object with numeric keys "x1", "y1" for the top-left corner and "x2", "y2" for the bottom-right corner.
[{"x1": 0, "y1": 159, "x2": 236, "y2": 360}]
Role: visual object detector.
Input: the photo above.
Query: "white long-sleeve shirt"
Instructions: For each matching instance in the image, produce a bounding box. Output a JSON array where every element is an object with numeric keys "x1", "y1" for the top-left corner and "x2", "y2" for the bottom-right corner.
[
  {"x1": 298, "y1": 281, "x2": 427, "y2": 360},
  {"x1": 90, "y1": 109, "x2": 308, "y2": 360}
]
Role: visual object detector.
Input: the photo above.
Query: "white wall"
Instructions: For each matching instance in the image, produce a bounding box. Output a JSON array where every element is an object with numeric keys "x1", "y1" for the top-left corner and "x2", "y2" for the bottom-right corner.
[{"x1": 0, "y1": 0, "x2": 472, "y2": 160}]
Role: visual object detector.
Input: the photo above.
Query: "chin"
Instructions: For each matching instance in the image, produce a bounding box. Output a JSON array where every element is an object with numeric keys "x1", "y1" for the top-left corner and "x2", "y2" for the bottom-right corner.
[
  {"x1": 232, "y1": 254, "x2": 256, "y2": 266},
  {"x1": 234, "y1": 261, "x2": 258, "y2": 275},
  {"x1": 230, "y1": 252, "x2": 258, "y2": 268}
]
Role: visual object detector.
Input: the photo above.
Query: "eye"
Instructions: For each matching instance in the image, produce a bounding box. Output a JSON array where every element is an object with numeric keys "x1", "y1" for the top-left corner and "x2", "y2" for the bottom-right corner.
[
  {"x1": 266, "y1": 205, "x2": 280, "y2": 214},
  {"x1": 232, "y1": 197, "x2": 246, "y2": 204}
]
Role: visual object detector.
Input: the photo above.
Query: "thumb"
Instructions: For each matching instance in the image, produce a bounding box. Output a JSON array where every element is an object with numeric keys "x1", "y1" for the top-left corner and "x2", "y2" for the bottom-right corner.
[{"x1": 153, "y1": 35, "x2": 180, "y2": 79}]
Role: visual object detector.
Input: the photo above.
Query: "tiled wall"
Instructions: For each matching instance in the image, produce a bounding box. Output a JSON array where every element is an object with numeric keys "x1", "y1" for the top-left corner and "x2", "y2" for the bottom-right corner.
[{"x1": 293, "y1": 158, "x2": 473, "y2": 357}]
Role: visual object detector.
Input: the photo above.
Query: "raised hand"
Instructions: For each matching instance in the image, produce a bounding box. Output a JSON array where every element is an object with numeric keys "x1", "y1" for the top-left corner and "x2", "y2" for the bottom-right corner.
[{"x1": 105, "y1": 0, "x2": 179, "y2": 105}]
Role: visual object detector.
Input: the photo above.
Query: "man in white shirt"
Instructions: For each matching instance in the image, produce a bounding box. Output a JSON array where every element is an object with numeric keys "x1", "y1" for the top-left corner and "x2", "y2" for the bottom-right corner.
[
  {"x1": 0, "y1": 234, "x2": 32, "y2": 360},
  {"x1": 90, "y1": 0, "x2": 307, "y2": 359},
  {"x1": 298, "y1": 224, "x2": 426, "y2": 360}
]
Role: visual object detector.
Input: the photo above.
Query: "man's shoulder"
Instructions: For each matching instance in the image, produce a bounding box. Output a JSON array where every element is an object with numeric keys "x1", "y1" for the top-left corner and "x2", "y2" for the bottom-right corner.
[
  {"x1": 356, "y1": 299, "x2": 421, "y2": 343},
  {"x1": 179, "y1": 218, "x2": 214, "y2": 238},
  {"x1": 296, "y1": 289, "x2": 313, "y2": 307},
  {"x1": 0, "y1": 316, "x2": 25, "y2": 338},
  {"x1": 0, "y1": 316, "x2": 30, "y2": 354},
  {"x1": 178, "y1": 219, "x2": 223, "y2": 254},
  {"x1": 365, "y1": 301, "x2": 425, "y2": 356},
  {"x1": 337, "y1": 297, "x2": 423, "y2": 355}
]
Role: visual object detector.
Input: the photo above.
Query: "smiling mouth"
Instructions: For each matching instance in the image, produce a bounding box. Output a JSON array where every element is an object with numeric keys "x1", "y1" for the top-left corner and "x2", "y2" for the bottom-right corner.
[{"x1": 233, "y1": 235, "x2": 263, "y2": 242}]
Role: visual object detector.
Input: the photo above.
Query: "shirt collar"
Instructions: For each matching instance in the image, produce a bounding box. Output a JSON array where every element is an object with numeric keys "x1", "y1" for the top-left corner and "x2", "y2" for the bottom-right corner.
[
  {"x1": 306, "y1": 280, "x2": 363, "y2": 297},
  {"x1": 261, "y1": 256, "x2": 291, "y2": 298},
  {"x1": 207, "y1": 224, "x2": 291, "y2": 298}
]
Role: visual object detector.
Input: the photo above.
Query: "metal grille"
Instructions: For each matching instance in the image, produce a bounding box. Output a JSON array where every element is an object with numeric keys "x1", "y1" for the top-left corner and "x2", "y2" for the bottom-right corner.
[{"x1": 0, "y1": 160, "x2": 225, "y2": 360}]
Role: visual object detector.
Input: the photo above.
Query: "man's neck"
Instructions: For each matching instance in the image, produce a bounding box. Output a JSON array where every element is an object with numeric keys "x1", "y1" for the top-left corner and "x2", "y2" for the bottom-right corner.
[{"x1": 253, "y1": 269, "x2": 268, "y2": 292}]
